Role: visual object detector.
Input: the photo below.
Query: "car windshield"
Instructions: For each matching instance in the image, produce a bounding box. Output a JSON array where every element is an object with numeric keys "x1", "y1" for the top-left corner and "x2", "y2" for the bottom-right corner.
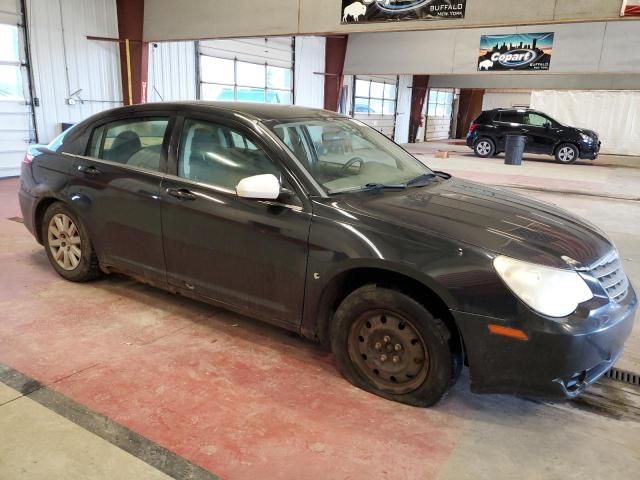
[{"x1": 268, "y1": 117, "x2": 432, "y2": 194}]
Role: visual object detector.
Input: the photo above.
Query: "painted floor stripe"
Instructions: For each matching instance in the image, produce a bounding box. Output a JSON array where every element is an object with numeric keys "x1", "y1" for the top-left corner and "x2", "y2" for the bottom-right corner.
[{"x1": 0, "y1": 364, "x2": 220, "y2": 480}]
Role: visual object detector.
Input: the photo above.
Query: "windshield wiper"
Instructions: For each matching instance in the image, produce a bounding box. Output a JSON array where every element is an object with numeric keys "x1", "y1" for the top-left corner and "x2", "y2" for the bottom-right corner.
[
  {"x1": 407, "y1": 173, "x2": 437, "y2": 186},
  {"x1": 363, "y1": 183, "x2": 407, "y2": 191}
]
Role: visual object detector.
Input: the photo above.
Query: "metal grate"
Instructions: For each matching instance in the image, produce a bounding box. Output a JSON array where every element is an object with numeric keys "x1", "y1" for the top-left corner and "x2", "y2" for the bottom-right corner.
[
  {"x1": 605, "y1": 367, "x2": 640, "y2": 387},
  {"x1": 588, "y1": 251, "x2": 629, "y2": 303}
]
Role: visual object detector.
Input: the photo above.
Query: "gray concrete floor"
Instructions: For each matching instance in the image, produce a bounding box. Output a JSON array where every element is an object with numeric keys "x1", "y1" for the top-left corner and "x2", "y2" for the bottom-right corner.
[{"x1": 406, "y1": 142, "x2": 640, "y2": 373}]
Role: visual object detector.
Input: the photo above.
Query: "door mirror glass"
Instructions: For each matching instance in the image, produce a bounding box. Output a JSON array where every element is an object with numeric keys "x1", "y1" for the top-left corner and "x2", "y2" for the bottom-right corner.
[{"x1": 236, "y1": 174, "x2": 281, "y2": 200}]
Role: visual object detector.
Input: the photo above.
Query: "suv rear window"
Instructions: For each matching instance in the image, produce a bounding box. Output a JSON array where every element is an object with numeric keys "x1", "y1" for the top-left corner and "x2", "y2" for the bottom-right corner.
[
  {"x1": 498, "y1": 111, "x2": 523, "y2": 124},
  {"x1": 473, "y1": 112, "x2": 493, "y2": 124}
]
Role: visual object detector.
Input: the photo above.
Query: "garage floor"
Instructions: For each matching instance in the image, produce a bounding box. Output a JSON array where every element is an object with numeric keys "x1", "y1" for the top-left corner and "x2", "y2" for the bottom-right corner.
[{"x1": 1, "y1": 151, "x2": 640, "y2": 479}]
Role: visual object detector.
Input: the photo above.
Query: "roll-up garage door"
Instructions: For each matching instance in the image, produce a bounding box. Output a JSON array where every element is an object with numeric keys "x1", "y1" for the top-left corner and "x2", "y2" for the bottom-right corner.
[
  {"x1": 198, "y1": 37, "x2": 294, "y2": 105},
  {"x1": 353, "y1": 75, "x2": 398, "y2": 138},
  {"x1": 0, "y1": 1, "x2": 35, "y2": 178}
]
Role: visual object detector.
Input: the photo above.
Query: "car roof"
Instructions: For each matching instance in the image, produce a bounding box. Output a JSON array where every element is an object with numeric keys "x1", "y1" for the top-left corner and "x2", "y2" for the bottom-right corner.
[
  {"x1": 488, "y1": 108, "x2": 545, "y2": 114},
  {"x1": 92, "y1": 101, "x2": 344, "y2": 122}
]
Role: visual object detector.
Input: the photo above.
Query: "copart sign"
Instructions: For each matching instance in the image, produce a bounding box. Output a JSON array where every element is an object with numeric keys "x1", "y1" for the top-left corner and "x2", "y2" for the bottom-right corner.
[
  {"x1": 341, "y1": 0, "x2": 466, "y2": 24},
  {"x1": 478, "y1": 33, "x2": 554, "y2": 71}
]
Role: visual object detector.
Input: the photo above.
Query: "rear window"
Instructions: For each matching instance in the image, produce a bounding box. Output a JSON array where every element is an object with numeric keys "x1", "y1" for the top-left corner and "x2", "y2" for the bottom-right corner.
[
  {"x1": 497, "y1": 111, "x2": 523, "y2": 124},
  {"x1": 473, "y1": 111, "x2": 493, "y2": 124}
]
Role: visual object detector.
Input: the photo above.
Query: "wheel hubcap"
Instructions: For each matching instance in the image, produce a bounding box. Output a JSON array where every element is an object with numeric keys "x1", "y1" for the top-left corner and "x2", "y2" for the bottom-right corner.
[
  {"x1": 48, "y1": 213, "x2": 82, "y2": 271},
  {"x1": 348, "y1": 311, "x2": 429, "y2": 395},
  {"x1": 477, "y1": 141, "x2": 491, "y2": 155},
  {"x1": 559, "y1": 147, "x2": 575, "y2": 162}
]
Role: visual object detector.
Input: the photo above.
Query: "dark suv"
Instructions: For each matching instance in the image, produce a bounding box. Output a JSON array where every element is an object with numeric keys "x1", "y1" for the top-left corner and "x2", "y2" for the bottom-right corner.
[{"x1": 466, "y1": 109, "x2": 601, "y2": 164}]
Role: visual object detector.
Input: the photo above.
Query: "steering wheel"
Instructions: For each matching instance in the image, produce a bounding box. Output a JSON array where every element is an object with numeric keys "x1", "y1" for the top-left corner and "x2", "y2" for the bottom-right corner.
[{"x1": 339, "y1": 157, "x2": 364, "y2": 176}]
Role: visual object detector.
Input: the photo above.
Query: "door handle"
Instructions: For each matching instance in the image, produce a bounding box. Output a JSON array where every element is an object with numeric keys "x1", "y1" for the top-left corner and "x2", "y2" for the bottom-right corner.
[
  {"x1": 166, "y1": 188, "x2": 196, "y2": 201},
  {"x1": 77, "y1": 165, "x2": 101, "y2": 175}
]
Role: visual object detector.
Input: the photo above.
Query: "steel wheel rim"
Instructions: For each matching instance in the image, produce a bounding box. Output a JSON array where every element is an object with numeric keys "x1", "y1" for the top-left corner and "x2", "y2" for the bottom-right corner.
[
  {"x1": 48, "y1": 213, "x2": 82, "y2": 271},
  {"x1": 477, "y1": 141, "x2": 491, "y2": 155},
  {"x1": 559, "y1": 147, "x2": 575, "y2": 162},
  {"x1": 348, "y1": 310, "x2": 429, "y2": 395}
]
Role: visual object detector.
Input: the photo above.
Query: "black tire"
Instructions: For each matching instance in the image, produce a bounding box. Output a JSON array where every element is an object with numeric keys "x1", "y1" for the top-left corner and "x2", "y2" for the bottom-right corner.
[
  {"x1": 473, "y1": 138, "x2": 495, "y2": 158},
  {"x1": 555, "y1": 143, "x2": 579, "y2": 164},
  {"x1": 331, "y1": 285, "x2": 456, "y2": 407},
  {"x1": 42, "y1": 202, "x2": 101, "y2": 282}
]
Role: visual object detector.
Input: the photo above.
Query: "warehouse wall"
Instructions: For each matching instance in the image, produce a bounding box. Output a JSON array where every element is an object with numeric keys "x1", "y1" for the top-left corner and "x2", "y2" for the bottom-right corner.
[
  {"x1": 294, "y1": 36, "x2": 325, "y2": 109},
  {"x1": 394, "y1": 75, "x2": 411, "y2": 145},
  {"x1": 147, "y1": 41, "x2": 197, "y2": 102},
  {"x1": 27, "y1": 0, "x2": 122, "y2": 143},
  {"x1": 344, "y1": 21, "x2": 640, "y2": 76},
  {"x1": 482, "y1": 90, "x2": 532, "y2": 110},
  {"x1": 142, "y1": 0, "x2": 629, "y2": 41}
]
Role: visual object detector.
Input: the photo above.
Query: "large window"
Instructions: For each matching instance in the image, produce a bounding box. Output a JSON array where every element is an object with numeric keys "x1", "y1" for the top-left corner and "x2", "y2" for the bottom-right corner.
[
  {"x1": 354, "y1": 77, "x2": 397, "y2": 115},
  {"x1": 200, "y1": 57, "x2": 293, "y2": 105},
  {"x1": 0, "y1": 24, "x2": 23, "y2": 101},
  {"x1": 178, "y1": 119, "x2": 281, "y2": 192},
  {"x1": 426, "y1": 89, "x2": 454, "y2": 118},
  {"x1": 88, "y1": 118, "x2": 169, "y2": 172}
]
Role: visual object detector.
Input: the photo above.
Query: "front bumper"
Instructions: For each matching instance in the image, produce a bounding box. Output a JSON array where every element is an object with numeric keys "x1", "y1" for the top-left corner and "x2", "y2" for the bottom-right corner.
[
  {"x1": 579, "y1": 139, "x2": 601, "y2": 160},
  {"x1": 453, "y1": 286, "x2": 637, "y2": 399}
]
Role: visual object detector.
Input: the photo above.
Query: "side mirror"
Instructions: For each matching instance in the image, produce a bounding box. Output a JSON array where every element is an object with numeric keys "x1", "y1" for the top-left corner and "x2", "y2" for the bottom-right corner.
[{"x1": 236, "y1": 174, "x2": 281, "y2": 200}]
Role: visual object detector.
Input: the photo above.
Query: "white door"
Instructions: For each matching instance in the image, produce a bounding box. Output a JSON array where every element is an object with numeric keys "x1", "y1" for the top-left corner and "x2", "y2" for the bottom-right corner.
[{"x1": 0, "y1": 16, "x2": 35, "y2": 178}]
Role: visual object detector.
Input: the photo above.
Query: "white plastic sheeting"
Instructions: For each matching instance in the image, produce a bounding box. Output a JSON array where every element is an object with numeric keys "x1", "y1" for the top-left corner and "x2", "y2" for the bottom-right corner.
[
  {"x1": 530, "y1": 90, "x2": 640, "y2": 156},
  {"x1": 148, "y1": 41, "x2": 197, "y2": 103}
]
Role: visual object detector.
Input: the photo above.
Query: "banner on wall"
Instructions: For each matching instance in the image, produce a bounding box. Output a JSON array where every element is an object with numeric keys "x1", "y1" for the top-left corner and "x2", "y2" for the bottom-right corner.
[
  {"x1": 341, "y1": 0, "x2": 466, "y2": 24},
  {"x1": 621, "y1": 1, "x2": 640, "y2": 16},
  {"x1": 478, "y1": 33, "x2": 554, "y2": 72}
]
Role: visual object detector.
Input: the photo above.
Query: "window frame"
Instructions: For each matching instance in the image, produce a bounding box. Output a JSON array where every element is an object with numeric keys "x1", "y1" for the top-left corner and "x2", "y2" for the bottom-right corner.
[
  {"x1": 84, "y1": 113, "x2": 176, "y2": 175},
  {"x1": 353, "y1": 77, "x2": 398, "y2": 116},
  {"x1": 199, "y1": 55, "x2": 293, "y2": 105}
]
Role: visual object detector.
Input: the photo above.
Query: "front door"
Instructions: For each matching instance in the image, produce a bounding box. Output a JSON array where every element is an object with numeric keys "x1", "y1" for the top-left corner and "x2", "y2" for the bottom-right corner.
[
  {"x1": 160, "y1": 116, "x2": 311, "y2": 328},
  {"x1": 67, "y1": 115, "x2": 172, "y2": 278},
  {"x1": 521, "y1": 112, "x2": 559, "y2": 155},
  {"x1": 493, "y1": 111, "x2": 525, "y2": 151}
]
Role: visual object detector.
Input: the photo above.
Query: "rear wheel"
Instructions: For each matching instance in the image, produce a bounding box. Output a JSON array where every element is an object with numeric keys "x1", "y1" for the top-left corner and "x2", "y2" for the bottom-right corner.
[
  {"x1": 331, "y1": 285, "x2": 456, "y2": 407},
  {"x1": 555, "y1": 143, "x2": 578, "y2": 164},
  {"x1": 42, "y1": 203, "x2": 101, "y2": 282},
  {"x1": 474, "y1": 138, "x2": 495, "y2": 158}
]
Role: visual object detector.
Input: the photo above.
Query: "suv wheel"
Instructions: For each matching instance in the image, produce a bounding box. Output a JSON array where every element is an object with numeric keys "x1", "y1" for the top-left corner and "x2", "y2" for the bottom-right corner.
[
  {"x1": 474, "y1": 138, "x2": 495, "y2": 158},
  {"x1": 331, "y1": 285, "x2": 456, "y2": 407},
  {"x1": 555, "y1": 143, "x2": 578, "y2": 164},
  {"x1": 42, "y1": 203, "x2": 101, "y2": 282}
]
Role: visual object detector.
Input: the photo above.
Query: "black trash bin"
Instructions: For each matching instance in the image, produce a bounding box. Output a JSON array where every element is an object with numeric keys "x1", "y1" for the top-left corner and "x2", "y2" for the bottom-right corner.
[{"x1": 505, "y1": 134, "x2": 526, "y2": 166}]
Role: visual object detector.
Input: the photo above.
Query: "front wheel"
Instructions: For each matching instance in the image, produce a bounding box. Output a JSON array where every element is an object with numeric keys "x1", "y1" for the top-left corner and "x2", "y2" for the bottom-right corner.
[
  {"x1": 331, "y1": 285, "x2": 456, "y2": 407},
  {"x1": 42, "y1": 202, "x2": 101, "y2": 282},
  {"x1": 555, "y1": 143, "x2": 579, "y2": 164},
  {"x1": 474, "y1": 138, "x2": 495, "y2": 158}
]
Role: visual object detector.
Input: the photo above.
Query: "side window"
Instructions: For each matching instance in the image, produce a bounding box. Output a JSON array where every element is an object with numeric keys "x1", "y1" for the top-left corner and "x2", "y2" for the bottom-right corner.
[
  {"x1": 178, "y1": 119, "x2": 281, "y2": 192},
  {"x1": 523, "y1": 113, "x2": 550, "y2": 127},
  {"x1": 498, "y1": 111, "x2": 523, "y2": 124},
  {"x1": 88, "y1": 118, "x2": 169, "y2": 172}
]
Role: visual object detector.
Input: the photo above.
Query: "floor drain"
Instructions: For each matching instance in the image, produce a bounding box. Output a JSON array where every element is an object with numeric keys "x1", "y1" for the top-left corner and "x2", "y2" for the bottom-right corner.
[
  {"x1": 8, "y1": 216, "x2": 23, "y2": 223},
  {"x1": 605, "y1": 367, "x2": 640, "y2": 386}
]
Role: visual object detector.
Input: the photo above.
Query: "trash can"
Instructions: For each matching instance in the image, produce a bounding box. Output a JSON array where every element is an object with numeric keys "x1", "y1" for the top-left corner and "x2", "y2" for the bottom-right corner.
[{"x1": 505, "y1": 134, "x2": 526, "y2": 166}]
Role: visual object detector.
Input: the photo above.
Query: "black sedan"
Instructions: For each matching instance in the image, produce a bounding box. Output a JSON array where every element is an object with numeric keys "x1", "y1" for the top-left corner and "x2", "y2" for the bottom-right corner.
[
  {"x1": 19, "y1": 102, "x2": 635, "y2": 407},
  {"x1": 467, "y1": 108, "x2": 601, "y2": 163}
]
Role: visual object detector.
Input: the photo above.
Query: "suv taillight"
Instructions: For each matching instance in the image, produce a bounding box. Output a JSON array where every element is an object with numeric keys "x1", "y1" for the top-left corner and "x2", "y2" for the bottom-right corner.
[
  {"x1": 469, "y1": 123, "x2": 478, "y2": 133},
  {"x1": 23, "y1": 153, "x2": 34, "y2": 164}
]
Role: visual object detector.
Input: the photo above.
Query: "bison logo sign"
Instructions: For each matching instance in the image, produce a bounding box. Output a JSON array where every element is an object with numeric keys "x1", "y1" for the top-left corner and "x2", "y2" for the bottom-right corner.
[
  {"x1": 478, "y1": 33, "x2": 554, "y2": 71},
  {"x1": 341, "y1": 0, "x2": 466, "y2": 24}
]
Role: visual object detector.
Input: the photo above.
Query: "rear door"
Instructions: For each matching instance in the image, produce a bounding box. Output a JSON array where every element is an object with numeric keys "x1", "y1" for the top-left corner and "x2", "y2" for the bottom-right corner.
[
  {"x1": 493, "y1": 111, "x2": 525, "y2": 151},
  {"x1": 160, "y1": 114, "x2": 311, "y2": 328},
  {"x1": 67, "y1": 114, "x2": 174, "y2": 278}
]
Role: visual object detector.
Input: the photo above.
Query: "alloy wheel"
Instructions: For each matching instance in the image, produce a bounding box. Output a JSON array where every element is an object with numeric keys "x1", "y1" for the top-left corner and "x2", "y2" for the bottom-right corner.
[
  {"x1": 348, "y1": 311, "x2": 429, "y2": 395},
  {"x1": 476, "y1": 141, "x2": 491, "y2": 156},
  {"x1": 558, "y1": 146, "x2": 576, "y2": 163},
  {"x1": 48, "y1": 213, "x2": 82, "y2": 271}
]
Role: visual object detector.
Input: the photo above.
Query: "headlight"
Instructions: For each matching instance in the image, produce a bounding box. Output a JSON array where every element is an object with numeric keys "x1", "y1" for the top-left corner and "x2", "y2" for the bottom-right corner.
[
  {"x1": 493, "y1": 256, "x2": 593, "y2": 318},
  {"x1": 580, "y1": 133, "x2": 592, "y2": 143}
]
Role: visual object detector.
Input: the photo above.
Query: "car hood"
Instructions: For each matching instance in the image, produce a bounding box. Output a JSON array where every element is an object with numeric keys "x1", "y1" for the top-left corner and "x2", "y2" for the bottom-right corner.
[
  {"x1": 572, "y1": 127, "x2": 599, "y2": 138},
  {"x1": 339, "y1": 177, "x2": 612, "y2": 270}
]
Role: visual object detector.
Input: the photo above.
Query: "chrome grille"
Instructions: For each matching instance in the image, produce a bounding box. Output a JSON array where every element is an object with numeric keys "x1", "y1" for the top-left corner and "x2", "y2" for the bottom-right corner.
[{"x1": 589, "y1": 252, "x2": 629, "y2": 303}]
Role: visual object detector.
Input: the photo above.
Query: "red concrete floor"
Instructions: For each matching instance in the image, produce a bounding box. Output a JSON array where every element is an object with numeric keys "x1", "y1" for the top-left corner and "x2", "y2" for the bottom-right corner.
[{"x1": 0, "y1": 178, "x2": 468, "y2": 479}]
